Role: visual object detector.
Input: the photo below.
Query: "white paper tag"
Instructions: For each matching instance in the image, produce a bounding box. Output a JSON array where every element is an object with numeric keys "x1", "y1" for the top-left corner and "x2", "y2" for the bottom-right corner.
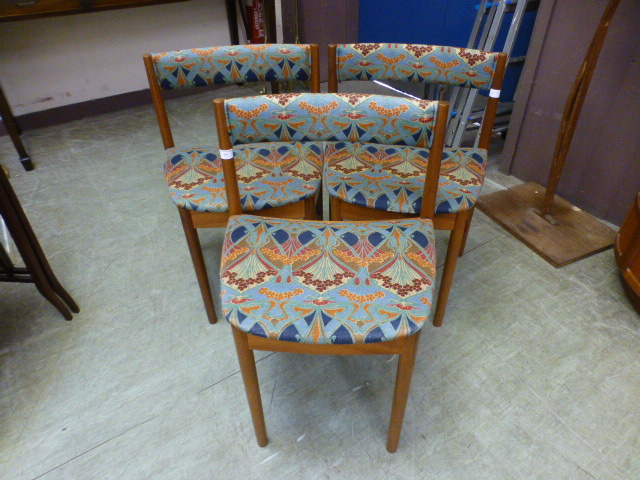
[
  {"x1": 219, "y1": 149, "x2": 234, "y2": 159},
  {"x1": 489, "y1": 89, "x2": 501, "y2": 99}
]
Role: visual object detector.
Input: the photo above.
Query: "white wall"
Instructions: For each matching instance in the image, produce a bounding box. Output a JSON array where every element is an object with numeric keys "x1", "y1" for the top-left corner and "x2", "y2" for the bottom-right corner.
[{"x1": 0, "y1": 0, "x2": 232, "y2": 116}]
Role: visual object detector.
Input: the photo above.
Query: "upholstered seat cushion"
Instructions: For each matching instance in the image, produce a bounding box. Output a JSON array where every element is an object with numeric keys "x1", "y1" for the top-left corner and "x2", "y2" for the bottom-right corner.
[
  {"x1": 323, "y1": 142, "x2": 487, "y2": 215},
  {"x1": 221, "y1": 215, "x2": 436, "y2": 345},
  {"x1": 165, "y1": 142, "x2": 323, "y2": 212}
]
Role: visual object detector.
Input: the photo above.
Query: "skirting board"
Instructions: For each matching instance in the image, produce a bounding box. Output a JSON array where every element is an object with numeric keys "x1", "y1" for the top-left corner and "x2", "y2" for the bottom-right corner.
[
  {"x1": 0, "y1": 86, "x2": 206, "y2": 136},
  {"x1": 477, "y1": 181, "x2": 617, "y2": 267}
]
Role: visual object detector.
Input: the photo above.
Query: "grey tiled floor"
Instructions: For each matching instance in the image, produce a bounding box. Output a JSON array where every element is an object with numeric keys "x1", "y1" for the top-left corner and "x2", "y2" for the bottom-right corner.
[{"x1": 1, "y1": 87, "x2": 639, "y2": 480}]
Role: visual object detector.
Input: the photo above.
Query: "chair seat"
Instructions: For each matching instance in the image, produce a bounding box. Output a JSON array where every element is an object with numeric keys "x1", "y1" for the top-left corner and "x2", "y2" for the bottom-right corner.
[
  {"x1": 221, "y1": 215, "x2": 436, "y2": 345},
  {"x1": 165, "y1": 142, "x2": 323, "y2": 213},
  {"x1": 323, "y1": 142, "x2": 488, "y2": 215}
]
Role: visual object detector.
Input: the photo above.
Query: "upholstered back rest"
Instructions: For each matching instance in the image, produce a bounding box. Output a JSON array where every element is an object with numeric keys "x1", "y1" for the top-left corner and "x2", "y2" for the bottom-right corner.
[
  {"x1": 223, "y1": 93, "x2": 439, "y2": 148},
  {"x1": 335, "y1": 43, "x2": 501, "y2": 89},
  {"x1": 150, "y1": 44, "x2": 314, "y2": 90}
]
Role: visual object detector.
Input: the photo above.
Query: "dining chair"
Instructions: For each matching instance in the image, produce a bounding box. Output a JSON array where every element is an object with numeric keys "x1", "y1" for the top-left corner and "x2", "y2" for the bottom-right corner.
[
  {"x1": 215, "y1": 92, "x2": 449, "y2": 452},
  {"x1": 143, "y1": 44, "x2": 320, "y2": 324},
  {"x1": 326, "y1": 43, "x2": 507, "y2": 326}
]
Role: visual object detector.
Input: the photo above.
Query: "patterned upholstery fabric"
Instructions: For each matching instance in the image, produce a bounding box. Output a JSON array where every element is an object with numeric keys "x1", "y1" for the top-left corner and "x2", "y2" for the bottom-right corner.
[
  {"x1": 151, "y1": 44, "x2": 313, "y2": 90},
  {"x1": 336, "y1": 44, "x2": 500, "y2": 89},
  {"x1": 221, "y1": 215, "x2": 436, "y2": 344},
  {"x1": 323, "y1": 142, "x2": 487, "y2": 215},
  {"x1": 224, "y1": 93, "x2": 438, "y2": 148},
  {"x1": 165, "y1": 142, "x2": 323, "y2": 212}
]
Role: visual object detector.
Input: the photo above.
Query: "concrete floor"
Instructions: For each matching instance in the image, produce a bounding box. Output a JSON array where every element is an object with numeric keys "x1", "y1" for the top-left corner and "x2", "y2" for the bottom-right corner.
[{"x1": 1, "y1": 86, "x2": 639, "y2": 480}]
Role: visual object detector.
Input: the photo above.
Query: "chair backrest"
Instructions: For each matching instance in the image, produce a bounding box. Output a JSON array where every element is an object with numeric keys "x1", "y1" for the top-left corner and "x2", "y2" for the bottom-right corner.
[
  {"x1": 220, "y1": 92, "x2": 440, "y2": 147},
  {"x1": 213, "y1": 93, "x2": 450, "y2": 219},
  {"x1": 328, "y1": 43, "x2": 507, "y2": 149},
  {"x1": 144, "y1": 44, "x2": 320, "y2": 149}
]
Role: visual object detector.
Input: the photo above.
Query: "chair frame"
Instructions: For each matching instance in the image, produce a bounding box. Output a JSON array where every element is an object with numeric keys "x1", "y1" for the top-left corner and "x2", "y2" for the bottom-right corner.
[
  {"x1": 327, "y1": 44, "x2": 508, "y2": 327},
  {"x1": 143, "y1": 44, "x2": 321, "y2": 324},
  {"x1": 215, "y1": 93, "x2": 450, "y2": 452}
]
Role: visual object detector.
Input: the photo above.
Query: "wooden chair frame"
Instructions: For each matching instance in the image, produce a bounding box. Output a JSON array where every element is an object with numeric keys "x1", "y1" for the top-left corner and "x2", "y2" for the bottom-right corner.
[
  {"x1": 143, "y1": 44, "x2": 320, "y2": 324},
  {"x1": 232, "y1": 326, "x2": 421, "y2": 453},
  {"x1": 327, "y1": 45, "x2": 508, "y2": 327},
  {"x1": 216, "y1": 94, "x2": 450, "y2": 452}
]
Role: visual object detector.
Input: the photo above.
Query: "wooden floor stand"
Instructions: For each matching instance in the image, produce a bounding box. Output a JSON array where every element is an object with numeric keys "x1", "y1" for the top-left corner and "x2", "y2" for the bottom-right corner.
[
  {"x1": 0, "y1": 82, "x2": 33, "y2": 171},
  {"x1": 477, "y1": 182, "x2": 617, "y2": 267},
  {"x1": 0, "y1": 166, "x2": 78, "y2": 319}
]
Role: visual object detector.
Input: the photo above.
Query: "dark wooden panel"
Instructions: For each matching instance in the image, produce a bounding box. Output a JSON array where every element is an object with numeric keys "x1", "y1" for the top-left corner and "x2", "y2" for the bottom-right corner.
[{"x1": 281, "y1": 0, "x2": 359, "y2": 82}]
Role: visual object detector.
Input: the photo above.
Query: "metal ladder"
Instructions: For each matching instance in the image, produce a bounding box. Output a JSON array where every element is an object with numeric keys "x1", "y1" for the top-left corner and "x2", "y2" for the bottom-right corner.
[{"x1": 447, "y1": 0, "x2": 539, "y2": 147}]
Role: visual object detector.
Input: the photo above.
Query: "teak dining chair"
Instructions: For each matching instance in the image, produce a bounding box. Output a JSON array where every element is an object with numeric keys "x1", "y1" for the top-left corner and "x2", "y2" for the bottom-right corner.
[
  {"x1": 143, "y1": 44, "x2": 320, "y2": 324},
  {"x1": 326, "y1": 43, "x2": 507, "y2": 326},
  {"x1": 214, "y1": 92, "x2": 449, "y2": 452}
]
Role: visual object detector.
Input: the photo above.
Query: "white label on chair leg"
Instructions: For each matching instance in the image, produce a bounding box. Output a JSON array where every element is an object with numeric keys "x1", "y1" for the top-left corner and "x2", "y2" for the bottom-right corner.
[
  {"x1": 489, "y1": 89, "x2": 501, "y2": 98},
  {"x1": 219, "y1": 149, "x2": 234, "y2": 159}
]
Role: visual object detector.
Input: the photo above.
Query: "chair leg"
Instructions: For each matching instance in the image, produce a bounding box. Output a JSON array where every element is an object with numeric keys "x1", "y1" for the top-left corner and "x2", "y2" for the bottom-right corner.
[
  {"x1": 232, "y1": 327, "x2": 268, "y2": 447},
  {"x1": 178, "y1": 208, "x2": 217, "y2": 324},
  {"x1": 458, "y1": 206, "x2": 475, "y2": 257},
  {"x1": 304, "y1": 196, "x2": 316, "y2": 220},
  {"x1": 330, "y1": 196, "x2": 342, "y2": 221},
  {"x1": 432, "y1": 210, "x2": 470, "y2": 327},
  {"x1": 33, "y1": 279, "x2": 73, "y2": 320},
  {"x1": 387, "y1": 332, "x2": 421, "y2": 453},
  {"x1": 315, "y1": 190, "x2": 324, "y2": 220}
]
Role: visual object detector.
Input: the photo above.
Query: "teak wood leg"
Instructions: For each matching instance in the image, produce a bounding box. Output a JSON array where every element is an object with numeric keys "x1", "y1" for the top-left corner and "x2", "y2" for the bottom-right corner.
[
  {"x1": 315, "y1": 190, "x2": 324, "y2": 220},
  {"x1": 458, "y1": 207, "x2": 475, "y2": 257},
  {"x1": 386, "y1": 332, "x2": 421, "y2": 453},
  {"x1": 330, "y1": 197, "x2": 342, "y2": 221},
  {"x1": 433, "y1": 210, "x2": 471, "y2": 327},
  {"x1": 232, "y1": 328, "x2": 268, "y2": 447},
  {"x1": 304, "y1": 196, "x2": 316, "y2": 220},
  {"x1": 178, "y1": 208, "x2": 217, "y2": 324}
]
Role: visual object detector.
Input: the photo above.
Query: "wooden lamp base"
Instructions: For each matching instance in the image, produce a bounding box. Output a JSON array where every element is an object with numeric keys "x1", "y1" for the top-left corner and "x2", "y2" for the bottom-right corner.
[{"x1": 477, "y1": 182, "x2": 617, "y2": 267}]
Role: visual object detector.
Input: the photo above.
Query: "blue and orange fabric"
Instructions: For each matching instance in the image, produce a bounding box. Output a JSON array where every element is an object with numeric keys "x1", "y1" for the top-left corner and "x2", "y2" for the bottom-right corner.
[
  {"x1": 151, "y1": 44, "x2": 313, "y2": 90},
  {"x1": 223, "y1": 93, "x2": 438, "y2": 147},
  {"x1": 220, "y1": 215, "x2": 436, "y2": 344},
  {"x1": 165, "y1": 142, "x2": 323, "y2": 213},
  {"x1": 335, "y1": 44, "x2": 500, "y2": 89},
  {"x1": 323, "y1": 142, "x2": 487, "y2": 215},
  {"x1": 166, "y1": 93, "x2": 444, "y2": 214},
  {"x1": 164, "y1": 93, "x2": 438, "y2": 213}
]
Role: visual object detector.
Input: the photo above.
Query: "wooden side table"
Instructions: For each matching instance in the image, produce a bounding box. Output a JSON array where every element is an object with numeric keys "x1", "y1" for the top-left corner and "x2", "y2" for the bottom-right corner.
[{"x1": 615, "y1": 192, "x2": 640, "y2": 313}]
